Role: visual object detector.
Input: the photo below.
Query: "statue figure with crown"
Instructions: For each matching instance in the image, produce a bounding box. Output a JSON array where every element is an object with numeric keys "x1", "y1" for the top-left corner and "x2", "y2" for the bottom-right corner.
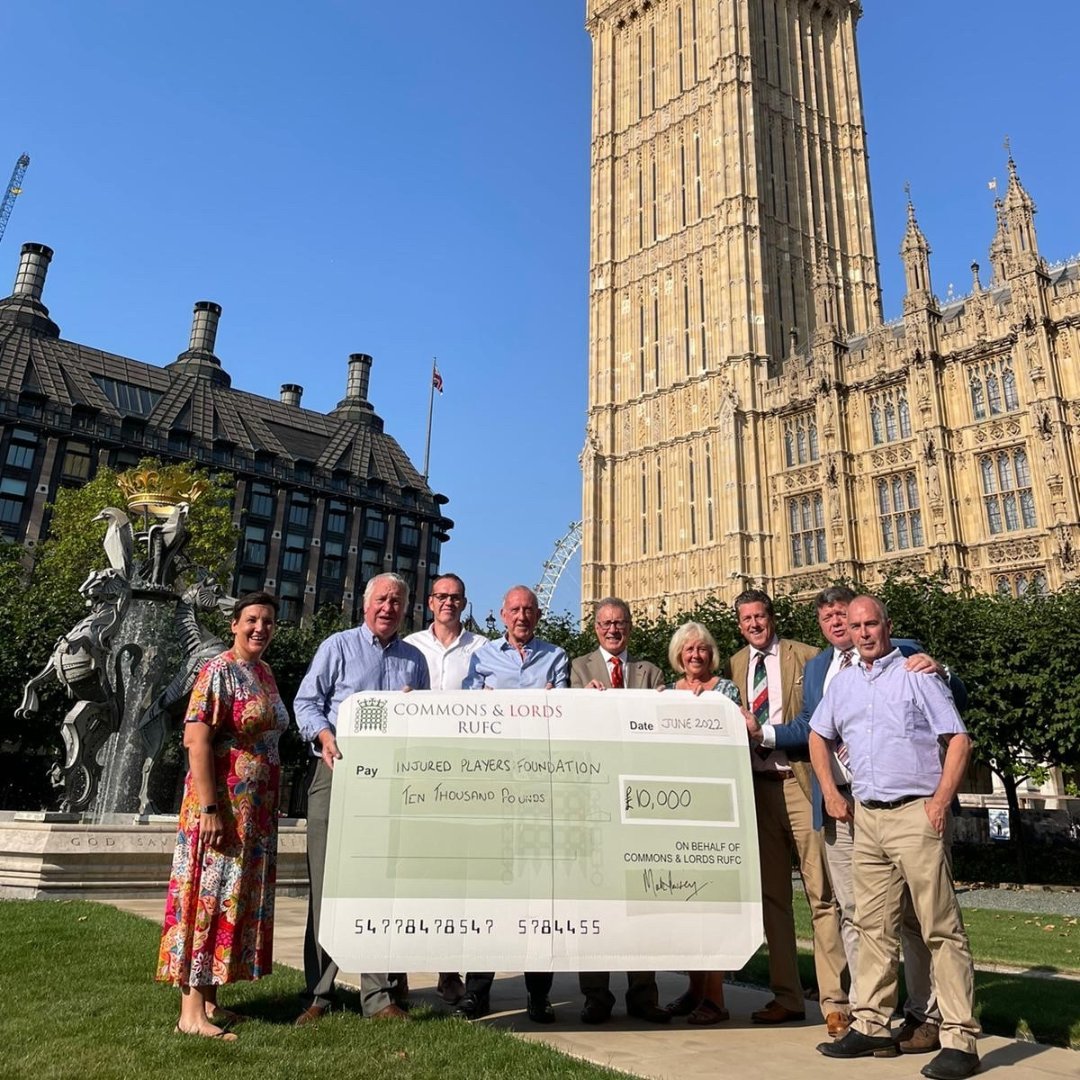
[{"x1": 16, "y1": 461, "x2": 236, "y2": 817}]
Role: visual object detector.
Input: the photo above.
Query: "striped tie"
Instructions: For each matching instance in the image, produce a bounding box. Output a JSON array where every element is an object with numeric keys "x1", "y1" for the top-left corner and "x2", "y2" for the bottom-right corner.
[
  {"x1": 836, "y1": 649, "x2": 855, "y2": 767},
  {"x1": 752, "y1": 653, "x2": 771, "y2": 760}
]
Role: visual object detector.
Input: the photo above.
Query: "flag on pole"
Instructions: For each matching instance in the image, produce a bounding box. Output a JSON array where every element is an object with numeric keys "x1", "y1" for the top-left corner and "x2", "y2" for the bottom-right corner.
[{"x1": 432, "y1": 363, "x2": 444, "y2": 394}]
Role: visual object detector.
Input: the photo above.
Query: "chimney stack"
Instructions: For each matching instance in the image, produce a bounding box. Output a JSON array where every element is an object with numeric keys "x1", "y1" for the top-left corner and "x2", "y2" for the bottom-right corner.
[
  {"x1": 166, "y1": 299, "x2": 230, "y2": 386},
  {"x1": 330, "y1": 352, "x2": 379, "y2": 422},
  {"x1": 187, "y1": 300, "x2": 221, "y2": 355},
  {"x1": 280, "y1": 383, "x2": 303, "y2": 407},
  {"x1": 345, "y1": 353, "x2": 373, "y2": 403},
  {"x1": 12, "y1": 243, "x2": 53, "y2": 301},
  {"x1": 0, "y1": 242, "x2": 60, "y2": 337}
]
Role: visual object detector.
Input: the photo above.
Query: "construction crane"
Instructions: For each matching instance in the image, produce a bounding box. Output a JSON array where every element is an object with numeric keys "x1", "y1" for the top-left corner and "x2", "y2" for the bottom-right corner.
[{"x1": 0, "y1": 153, "x2": 30, "y2": 247}]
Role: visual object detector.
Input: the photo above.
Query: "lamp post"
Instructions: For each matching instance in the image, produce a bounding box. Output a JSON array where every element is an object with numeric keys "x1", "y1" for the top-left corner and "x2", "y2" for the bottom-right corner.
[{"x1": 485, "y1": 610, "x2": 497, "y2": 636}]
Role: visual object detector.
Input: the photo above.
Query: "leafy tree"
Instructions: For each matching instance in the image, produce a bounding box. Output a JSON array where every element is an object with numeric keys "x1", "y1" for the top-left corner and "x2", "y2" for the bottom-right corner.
[
  {"x1": 0, "y1": 540, "x2": 43, "y2": 808},
  {"x1": 263, "y1": 603, "x2": 353, "y2": 814},
  {"x1": 0, "y1": 460, "x2": 237, "y2": 811}
]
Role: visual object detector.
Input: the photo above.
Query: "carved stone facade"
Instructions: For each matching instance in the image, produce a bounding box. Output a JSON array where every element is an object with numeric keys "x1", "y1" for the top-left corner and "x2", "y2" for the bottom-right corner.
[{"x1": 583, "y1": 0, "x2": 1080, "y2": 612}]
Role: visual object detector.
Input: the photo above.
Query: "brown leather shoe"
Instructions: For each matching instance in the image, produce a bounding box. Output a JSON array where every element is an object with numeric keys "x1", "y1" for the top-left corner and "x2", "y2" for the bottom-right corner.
[
  {"x1": 295, "y1": 1004, "x2": 327, "y2": 1027},
  {"x1": 751, "y1": 1000, "x2": 806, "y2": 1024},
  {"x1": 369, "y1": 1003, "x2": 408, "y2": 1020},
  {"x1": 898, "y1": 1017, "x2": 941, "y2": 1053},
  {"x1": 826, "y1": 1011, "x2": 852, "y2": 1037}
]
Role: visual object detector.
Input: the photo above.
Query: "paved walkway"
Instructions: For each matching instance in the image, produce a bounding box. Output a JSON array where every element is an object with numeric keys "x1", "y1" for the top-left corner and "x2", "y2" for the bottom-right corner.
[{"x1": 113, "y1": 896, "x2": 1076, "y2": 1080}]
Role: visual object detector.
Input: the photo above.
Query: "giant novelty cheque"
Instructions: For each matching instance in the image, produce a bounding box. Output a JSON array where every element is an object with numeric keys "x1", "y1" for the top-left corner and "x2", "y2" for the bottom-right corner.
[{"x1": 319, "y1": 688, "x2": 763, "y2": 972}]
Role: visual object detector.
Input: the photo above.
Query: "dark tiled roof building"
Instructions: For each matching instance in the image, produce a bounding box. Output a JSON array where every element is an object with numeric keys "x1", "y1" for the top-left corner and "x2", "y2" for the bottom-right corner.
[{"x1": 0, "y1": 242, "x2": 453, "y2": 626}]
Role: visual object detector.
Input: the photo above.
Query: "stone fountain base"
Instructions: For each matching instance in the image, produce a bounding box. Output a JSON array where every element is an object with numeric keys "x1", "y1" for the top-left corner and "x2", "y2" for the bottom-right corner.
[{"x1": 0, "y1": 811, "x2": 310, "y2": 899}]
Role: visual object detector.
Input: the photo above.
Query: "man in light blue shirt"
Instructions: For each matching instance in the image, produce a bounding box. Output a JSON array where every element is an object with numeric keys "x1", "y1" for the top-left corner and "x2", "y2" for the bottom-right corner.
[
  {"x1": 293, "y1": 572, "x2": 429, "y2": 1025},
  {"x1": 463, "y1": 585, "x2": 569, "y2": 690},
  {"x1": 811, "y1": 596, "x2": 978, "y2": 1080},
  {"x1": 455, "y1": 585, "x2": 569, "y2": 1024}
]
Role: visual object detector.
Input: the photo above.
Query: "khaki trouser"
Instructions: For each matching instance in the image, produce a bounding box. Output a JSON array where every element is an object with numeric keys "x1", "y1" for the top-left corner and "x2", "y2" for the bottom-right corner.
[
  {"x1": 824, "y1": 805, "x2": 946, "y2": 1020},
  {"x1": 851, "y1": 799, "x2": 979, "y2": 1054},
  {"x1": 753, "y1": 774, "x2": 847, "y2": 1017}
]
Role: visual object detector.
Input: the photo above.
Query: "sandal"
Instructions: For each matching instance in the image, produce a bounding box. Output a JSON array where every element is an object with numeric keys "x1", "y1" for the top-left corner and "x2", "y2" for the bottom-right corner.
[
  {"x1": 687, "y1": 999, "x2": 730, "y2": 1025},
  {"x1": 175, "y1": 1023, "x2": 238, "y2": 1042},
  {"x1": 664, "y1": 991, "x2": 701, "y2": 1017}
]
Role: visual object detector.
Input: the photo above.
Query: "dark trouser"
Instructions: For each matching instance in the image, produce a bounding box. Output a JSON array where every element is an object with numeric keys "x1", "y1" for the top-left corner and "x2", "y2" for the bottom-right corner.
[
  {"x1": 464, "y1": 971, "x2": 554, "y2": 1001},
  {"x1": 579, "y1": 971, "x2": 659, "y2": 1011},
  {"x1": 304, "y1": 759, "x2": 401, "y2": 1015}
]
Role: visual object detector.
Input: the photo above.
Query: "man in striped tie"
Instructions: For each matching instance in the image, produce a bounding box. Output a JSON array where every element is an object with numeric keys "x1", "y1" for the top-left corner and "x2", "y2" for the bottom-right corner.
[{"x1": 729, "y1": 590, "x2": 846, "y2": 1032}]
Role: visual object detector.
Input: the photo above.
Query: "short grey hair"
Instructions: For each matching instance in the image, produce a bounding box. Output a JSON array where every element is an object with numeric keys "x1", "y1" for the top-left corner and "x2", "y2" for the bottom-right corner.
[
  {"x1": 594, "y1": 596, "x2": 631, "y2": 624},
  {"x1": 668, "y1": 621, "x2": 719, "y2": 675},
  {"x1": 363, "y1": 572, "x2": 410, "y2": 609},
  {"x1": 502, "y1": 584, "x2": 540, "y2": 609}
]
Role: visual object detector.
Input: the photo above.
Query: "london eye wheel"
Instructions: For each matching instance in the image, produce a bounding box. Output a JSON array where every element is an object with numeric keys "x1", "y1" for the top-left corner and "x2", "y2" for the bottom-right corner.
[{"x1": 534, "y1": 520, "x2": 582, "y2": 616}]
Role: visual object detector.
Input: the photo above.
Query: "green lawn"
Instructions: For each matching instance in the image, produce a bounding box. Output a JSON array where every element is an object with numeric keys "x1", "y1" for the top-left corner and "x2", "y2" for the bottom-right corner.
[
  {"x1": 783, "y1": 896, "x2": 1080, "y2": 1049},
  {"x1": 0, "y1": 901, "x2": 627, "y2": 1080},
  {"x1": 2, "y1": 897, "x2": 1078, "y2": 1080},
  {"x1": 791, "y1": 899, "x2": 1080, "y2": 974}
]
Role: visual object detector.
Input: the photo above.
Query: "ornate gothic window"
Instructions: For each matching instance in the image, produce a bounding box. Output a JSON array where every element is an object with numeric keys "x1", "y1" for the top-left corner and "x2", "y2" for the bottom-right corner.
[
  {"x1": 868, "y1": 387, "x2": 911, "y2": 446},
  {"x1": 782, "y1": 413, "x2": 819, "y2": 467},
  {"x1": 995, "y1": 570, "x2": 1047, "y2": 598},
  {"x1": 980, "y1": 448, "x2": 1036, "y2": 535},
  {"x1": 877, "y1": 472, "x2": 923, "y2": 552},
  {"x1": 969, "y1": 356, "x2": 1019, "y2": 421},
  {"x1": 788, "y1": 493, "x2": 826, "y2": 568}
]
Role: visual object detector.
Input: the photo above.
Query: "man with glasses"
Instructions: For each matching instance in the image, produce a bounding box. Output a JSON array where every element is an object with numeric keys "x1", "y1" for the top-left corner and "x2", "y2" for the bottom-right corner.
[
  {"x1": 571, "y1": 597, "x2": 669, "y2": 1025},
  {"x1": 404, "y1": 572, "x2": 488, "y2": 1004}
]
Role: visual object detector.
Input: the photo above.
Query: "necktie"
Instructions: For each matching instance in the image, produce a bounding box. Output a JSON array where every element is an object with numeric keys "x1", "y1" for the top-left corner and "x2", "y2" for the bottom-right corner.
[
  {"x1": 610, "y1": 655, "x2": 624, "y2": 688},
  {"x1": 836, "y1": 649, "x2": 854, "y2": 767},
  {"x1": 752, "y1": 653, "x2": 771, "y2": 759}
]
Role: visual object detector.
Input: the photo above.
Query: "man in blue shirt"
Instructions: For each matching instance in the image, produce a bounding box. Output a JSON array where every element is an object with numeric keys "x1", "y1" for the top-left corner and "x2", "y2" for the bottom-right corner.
[
  {"x1": 811, "y1": 596, "x2": 979, "y2": 1080},
  {"x1": 463, "y1": 585, "x2": 569, "y2": 692},
  {"x1": 455, "y1": 585, "x2": 569, "y2": 1024},
  {"x1": 749, "y1": 584, "x2": 963, "y2": 1051},
  {"x1": 293, "y1": 572, "x2": 430, "y2": 1025}
]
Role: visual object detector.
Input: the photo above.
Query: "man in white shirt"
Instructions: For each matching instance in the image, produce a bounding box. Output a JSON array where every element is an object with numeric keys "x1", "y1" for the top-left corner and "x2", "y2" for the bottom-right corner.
[{"x1": 403, "y1": 572, "x2": 488, "y2": 1003}]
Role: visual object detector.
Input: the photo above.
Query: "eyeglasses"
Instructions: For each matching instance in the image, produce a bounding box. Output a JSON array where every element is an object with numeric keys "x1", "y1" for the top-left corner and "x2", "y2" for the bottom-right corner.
[
  {"x1": 597, "y1": 620, "x2": 629, "y2": 630},
  {"x1": 431, "y1": 593, "x2": 465, "y2": 605}
]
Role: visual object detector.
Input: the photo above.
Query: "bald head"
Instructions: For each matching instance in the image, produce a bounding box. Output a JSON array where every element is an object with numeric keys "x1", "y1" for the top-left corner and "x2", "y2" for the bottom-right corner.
[
  {"x1": 501, "y1": 585, "x2": 541, "y2": 647},
  {"x1": 846, "y1": 595, "x2": 892, "y2": 663}
]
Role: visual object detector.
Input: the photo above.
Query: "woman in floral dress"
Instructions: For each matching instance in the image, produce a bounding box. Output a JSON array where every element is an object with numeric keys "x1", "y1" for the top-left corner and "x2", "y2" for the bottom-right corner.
[{"x1": 157, "y1": 591, "x2": 289, "y2": 1040}]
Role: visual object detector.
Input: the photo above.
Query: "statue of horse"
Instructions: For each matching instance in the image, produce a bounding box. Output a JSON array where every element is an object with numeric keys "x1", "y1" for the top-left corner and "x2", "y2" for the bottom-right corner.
[
  {"x1": 17, "y1": 567, "x2": 144, "y2": 814},
  {"x1": 16, "y1": 568, "x2": 132, "y2": 720}
]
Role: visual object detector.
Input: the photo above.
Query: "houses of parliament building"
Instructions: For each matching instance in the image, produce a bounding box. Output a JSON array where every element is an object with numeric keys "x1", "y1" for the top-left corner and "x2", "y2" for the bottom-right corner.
[{"x1": 581, "y1": 0, "x2": 1080, "y2": 613}]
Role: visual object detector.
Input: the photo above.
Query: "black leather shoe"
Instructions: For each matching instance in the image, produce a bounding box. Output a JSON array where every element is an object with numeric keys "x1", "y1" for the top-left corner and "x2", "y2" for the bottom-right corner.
[
  {"x1": 452, "y1": 993, "x2": 489, "y2": 1020},
  {"x1": 920, "y1": 1049, "x2": 980, "y2": 1079},
  {"x1": 627, "y1": 1002, "x2": 672, "y2": 1024},
  {"x1": 818, "y1": 1030, "x2": 900, "y2": 1059},
  {"x1": 580, "y1": 999, "x2": 612, "y2": 1025},
  {"x1": 527, "y1": 995, "x2": 556, "y2": 1024}
]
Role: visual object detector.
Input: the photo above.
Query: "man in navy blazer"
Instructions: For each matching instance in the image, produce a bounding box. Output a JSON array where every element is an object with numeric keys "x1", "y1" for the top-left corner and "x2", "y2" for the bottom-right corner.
[{"x1": 744, "y1": 585, "x2": 965, "y2": 1054}]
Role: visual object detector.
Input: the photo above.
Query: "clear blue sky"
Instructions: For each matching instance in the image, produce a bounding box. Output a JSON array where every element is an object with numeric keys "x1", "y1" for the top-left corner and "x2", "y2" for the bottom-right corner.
[{"x1": 4, "y1": 2, "x2": 1079, "y2": 623}]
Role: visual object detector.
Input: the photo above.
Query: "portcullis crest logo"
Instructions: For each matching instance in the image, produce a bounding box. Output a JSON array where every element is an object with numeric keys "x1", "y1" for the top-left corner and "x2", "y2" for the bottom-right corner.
[{"x1": 351, "y1": 697, "x2": 388, "y2": 734}]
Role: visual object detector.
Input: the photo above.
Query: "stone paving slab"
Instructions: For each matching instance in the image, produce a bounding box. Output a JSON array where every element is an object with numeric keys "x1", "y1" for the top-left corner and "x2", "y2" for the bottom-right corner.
[{"x1": 111, "y1": 895, "x2": 1077, "y2": 1079}]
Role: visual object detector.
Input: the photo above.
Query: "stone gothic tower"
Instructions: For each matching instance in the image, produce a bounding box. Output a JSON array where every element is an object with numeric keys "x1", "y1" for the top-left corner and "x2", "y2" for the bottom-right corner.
[{"x1": 582, "y1": 0, "x2": 880, "y2": 613}]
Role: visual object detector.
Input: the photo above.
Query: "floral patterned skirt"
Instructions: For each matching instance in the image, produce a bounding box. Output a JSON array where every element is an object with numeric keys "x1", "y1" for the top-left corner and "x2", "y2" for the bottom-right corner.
[{"x1": 156, "y1": 746, "x2": 280, "y2": 986}]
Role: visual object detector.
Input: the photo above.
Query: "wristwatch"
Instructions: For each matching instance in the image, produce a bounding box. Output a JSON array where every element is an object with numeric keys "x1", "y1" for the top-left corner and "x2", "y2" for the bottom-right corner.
[{"x1": 201, "y1": 803, "x2": 219, "y2": 814}]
